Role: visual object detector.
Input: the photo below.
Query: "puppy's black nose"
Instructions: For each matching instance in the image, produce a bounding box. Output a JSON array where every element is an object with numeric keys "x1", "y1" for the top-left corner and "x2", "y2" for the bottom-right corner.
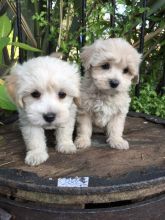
[
  {"x1": 109, "y1": 79, "x2": 120, "y2": 88},
  {"x1": 43, "y1": 113, "x2": 56, "y2": 123}
]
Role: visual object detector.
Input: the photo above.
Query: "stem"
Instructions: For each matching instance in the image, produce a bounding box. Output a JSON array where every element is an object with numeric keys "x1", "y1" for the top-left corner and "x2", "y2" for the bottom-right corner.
[
  {"x1": 135, "y1": 0, "x2": 147, "y2": 97},
  {"x1": 15, "y1": 0, "x2": 23, "y2": 63},
  {"x1": 110, "y1": 0, "x2": 116, "y2": 37},
  {"x1": 58, "y1": 0, "x2": 63, "y2": 50},
  {"x1": 33, "y1": 0, "x2": 40, "y2": 48}
]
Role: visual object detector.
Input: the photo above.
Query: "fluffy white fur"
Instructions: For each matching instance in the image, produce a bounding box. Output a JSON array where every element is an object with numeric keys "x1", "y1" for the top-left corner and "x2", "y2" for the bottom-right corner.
[
  {"x1": 75, "y1": 38, "x2": 141, "y2": 150},
  {"x1": 6, "y1": 56, "x2": 80, "y2": 166}
]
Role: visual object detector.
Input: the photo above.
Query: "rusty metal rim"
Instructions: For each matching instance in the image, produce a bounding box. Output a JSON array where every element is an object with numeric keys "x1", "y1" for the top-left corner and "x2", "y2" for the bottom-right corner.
[
  {"x1": 0, "y1": 168, "x2": 165, "y2": 195},
  {"x1": 1, "y1": 193, "x2": 165, "y2": 214},
  {"x1": 0, "y1": 175, "x2": 165, "y2": 204}
]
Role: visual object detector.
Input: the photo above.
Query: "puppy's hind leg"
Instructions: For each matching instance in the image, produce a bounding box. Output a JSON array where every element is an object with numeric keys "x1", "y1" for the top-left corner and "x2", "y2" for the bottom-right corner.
[
  {"x1": 106, "y1": 113, "x2": 129, "y2": 150},
  {"x1": 21, "y1": 126, "x2": 49, "y2": 166},
  {"x1": 75, "y1": 113, "x2": 92, "y2": 149}
]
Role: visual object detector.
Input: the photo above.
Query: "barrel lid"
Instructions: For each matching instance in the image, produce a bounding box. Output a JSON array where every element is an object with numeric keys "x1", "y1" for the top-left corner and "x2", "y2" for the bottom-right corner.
[{"x1": 0, "y1": 113, "x2": 164, "y2": 204}]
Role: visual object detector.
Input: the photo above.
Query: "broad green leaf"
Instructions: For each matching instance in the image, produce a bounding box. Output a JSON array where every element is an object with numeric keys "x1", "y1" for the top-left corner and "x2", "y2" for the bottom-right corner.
[
  {"x1": 9, "y1": 42, "x2": 42, "y2": 52},
  {"x1": 0, "y1": 15, "x2": 11, "y2": 38},
  {"x1": 0, "y1": 37, "x2": 10, "y2": 63},
  {"x1": 0, "y1": 37, "x2": 10, "y2": 49},
  {"x1": 0, "y1": 85, "x2": 17, "y2": 111}
]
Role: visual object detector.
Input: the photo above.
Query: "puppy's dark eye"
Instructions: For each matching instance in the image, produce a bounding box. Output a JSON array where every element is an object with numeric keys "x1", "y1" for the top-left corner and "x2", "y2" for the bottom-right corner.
[
  {"x1": 58, "y1": 91, "x2": 66, "y2": 99},
  {"x1": 101, "y1": 63, "x2": 110, "y2": 70},
  {"x1": 31, "y1": 90, "x2": 41, "y2": 98},
  {"x1": 123, "y1": 67, "x2": 129, "y2": 74}
]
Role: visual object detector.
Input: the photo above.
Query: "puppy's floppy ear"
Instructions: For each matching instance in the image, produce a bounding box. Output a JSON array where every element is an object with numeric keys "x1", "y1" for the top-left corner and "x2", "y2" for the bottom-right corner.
[
  {"x1": 80, "y1": 45, "x2": 94, "y2": 70},
  {"x1": 72, "y1": 86, "x2": 81, "y2": 107},
  {"x1": 132, "y1": 53, "x2": 142, "y2": 84},
  {"x1": 73, "y1": 97, "x2": 81, "y2": 108},
  {"x1": 5, "y1": 74, "x2": 17, "y2": 101},
  {"x1": 132, "y1": 74, "x2": 139, "y2": 84},
  {"x1": 5, "y1": 64, "x2": 24, "y2": 108}
]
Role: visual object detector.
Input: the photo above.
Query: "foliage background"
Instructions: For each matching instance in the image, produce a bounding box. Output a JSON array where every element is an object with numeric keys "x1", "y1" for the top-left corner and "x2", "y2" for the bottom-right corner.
[{"x1": 0, "y1": 0, "x2": 165, "y2": 118}]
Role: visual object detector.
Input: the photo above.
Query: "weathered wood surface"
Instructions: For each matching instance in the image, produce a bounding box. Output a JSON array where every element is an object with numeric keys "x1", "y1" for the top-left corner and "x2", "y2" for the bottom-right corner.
[
  {"x1": 0, "y1": 116, "x2": 164, "y2": 179},
  {"x1": 0, "y1": 116, "x2": 165, "y2": 207}
]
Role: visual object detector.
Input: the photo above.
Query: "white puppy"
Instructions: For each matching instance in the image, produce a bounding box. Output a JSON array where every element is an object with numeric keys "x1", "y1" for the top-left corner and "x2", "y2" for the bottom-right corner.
[
  {"x1": 6, "y1": 56, "x2": 80, "y2": 166},
  {"x1": 75, "y1": 38, "x2": 141, "y2": 150}
]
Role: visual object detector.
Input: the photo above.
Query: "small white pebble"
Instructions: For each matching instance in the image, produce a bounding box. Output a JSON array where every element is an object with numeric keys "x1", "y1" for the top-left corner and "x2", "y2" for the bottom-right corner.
[
  {"x1": 49, "y1": 177, "x2": 53, "y2": 181},
  {"x1": 143, "y1": 121, "x2": 148, "y2": 124}
]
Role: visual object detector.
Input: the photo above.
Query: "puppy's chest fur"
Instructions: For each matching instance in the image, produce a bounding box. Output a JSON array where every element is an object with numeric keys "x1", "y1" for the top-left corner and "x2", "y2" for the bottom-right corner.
[{"x1": 81, "y1": 91, "x2": 130, "y2": 127}]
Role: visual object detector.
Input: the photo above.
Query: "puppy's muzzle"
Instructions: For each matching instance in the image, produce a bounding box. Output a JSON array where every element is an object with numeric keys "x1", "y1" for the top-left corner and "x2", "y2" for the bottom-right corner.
[
  {"x1": 109, "y1": 79, "x2": 120, "y2": 88},
  {"x1": 43, "y1": 112, "x2": 56, "y2": 123}
]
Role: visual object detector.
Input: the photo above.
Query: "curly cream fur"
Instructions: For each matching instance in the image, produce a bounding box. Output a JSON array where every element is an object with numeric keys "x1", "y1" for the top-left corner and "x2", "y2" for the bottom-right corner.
[
  {"x1": 6, "y1": 56, "x2": 80, "y2": 166},
  {"x1": 75, "y1": 38, "x2": 141, "y2": 150}
]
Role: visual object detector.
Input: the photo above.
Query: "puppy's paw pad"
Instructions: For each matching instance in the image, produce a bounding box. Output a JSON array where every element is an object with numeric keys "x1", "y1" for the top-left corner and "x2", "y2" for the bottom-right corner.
[
  {"x1": 108, "y1": 138, "x2": 129, "y2": 150},
  {"x1": 57, "y1": 143, "x2": 77, "y2": 154},
  {"x1": 75, "y1": 137, "x2": 91, "y2": 149},
  {"x1": 25, "y1": 150, "x2": 49, "y2": 166}
]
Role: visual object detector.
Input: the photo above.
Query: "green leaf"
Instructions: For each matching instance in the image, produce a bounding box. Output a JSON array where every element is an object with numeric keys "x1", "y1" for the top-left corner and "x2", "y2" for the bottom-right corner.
[
  {"x1": 0, "y1": 85, "x2": 17, "y2": 111},
  {"x1": 9, "y1": 42, "x2": 42, "y2": 52},
  {"x1": 0, "y1": 37, "x2": 10, "y2": 49},
  {"x1": 0, "y1": 37, "x2": 10, "y2": 64},
  {"x1": 0, "y1": 14, "x2": 12, "y2": 38},
  {"x1": 139, "y1": 8, "x2": 146, "y2": 13}
]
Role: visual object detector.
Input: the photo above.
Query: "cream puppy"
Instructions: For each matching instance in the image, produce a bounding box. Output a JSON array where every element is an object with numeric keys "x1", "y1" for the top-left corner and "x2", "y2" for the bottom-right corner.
[
  {"x1": 75, "y1": 38, "x2": 141, "y2": 150},
  {"x1": 6, "y1": 56, "x2": 80, "y2": 166}
]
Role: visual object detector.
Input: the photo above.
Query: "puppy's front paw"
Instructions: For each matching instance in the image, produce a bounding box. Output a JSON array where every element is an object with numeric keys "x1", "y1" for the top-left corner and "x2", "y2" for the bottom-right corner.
[
  {"x1": 25, "y1": 150, "x2": 49, "y2": 166},
  {"x1": 107, "y1": 138, "x2": 129, "y2": 150},
  {"x1": 57, "y1": 143, "x2": 77, "y2": 154},
  {"x1": 75, "y1": 136, "x2": 91, "y2": 149}
]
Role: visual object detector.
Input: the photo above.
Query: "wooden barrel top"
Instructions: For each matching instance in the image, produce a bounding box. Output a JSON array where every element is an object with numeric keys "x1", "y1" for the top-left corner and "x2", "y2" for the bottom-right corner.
[{"x1": 0, "y1": 114, "x2": 165, "y2": 206}]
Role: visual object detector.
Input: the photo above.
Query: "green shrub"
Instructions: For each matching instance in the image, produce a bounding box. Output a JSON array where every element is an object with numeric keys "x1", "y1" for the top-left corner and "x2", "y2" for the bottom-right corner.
[
  {"x1": 131, "y1": 84, "x2": 165, "y2": 118},
  {"x1": 0, "y1": 1, "x2": 164, "y2": 118},
  {"x1": 0, "y1": 14, "x2": 41, "y2": 112}
]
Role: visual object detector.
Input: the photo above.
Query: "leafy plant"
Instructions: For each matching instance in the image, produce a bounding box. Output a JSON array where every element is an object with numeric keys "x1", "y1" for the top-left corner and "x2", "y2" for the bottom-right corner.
[
  {"x1": 0, "y1": 14, "x2": 41, "y2": 61},
  {"x1": 0, "y1": 14, "x2": 11, "y2": 63},
  {"x1": 131, "y1": 83, "x2": 165, "y2": 118},
  {"x1": 0, "y1": 14, "x2": 41, "y2": 112},
  {"x1": 0, "y1": 0, "x2": 165, "y2": 118}
]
